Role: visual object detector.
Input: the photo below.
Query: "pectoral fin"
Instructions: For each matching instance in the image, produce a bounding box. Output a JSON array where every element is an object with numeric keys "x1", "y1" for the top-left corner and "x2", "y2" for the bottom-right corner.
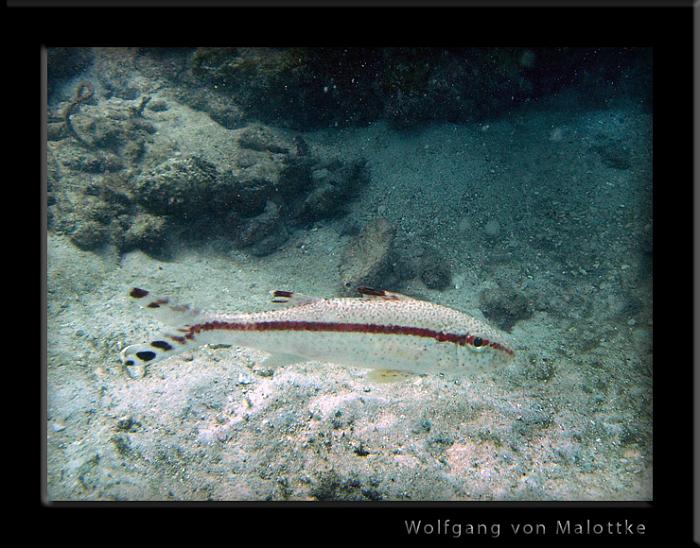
[
  {"x1": 367, "y1": 369, "x2": 416, "y2": 383},
  {"x1": 261, "y1": 353, "x2": 308, "y2": 369}
]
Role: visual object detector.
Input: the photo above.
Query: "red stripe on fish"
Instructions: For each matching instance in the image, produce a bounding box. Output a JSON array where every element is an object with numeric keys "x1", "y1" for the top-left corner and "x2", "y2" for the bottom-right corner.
[{"x1": 184, "y1": 320, "x2": 515, "y2": 356}]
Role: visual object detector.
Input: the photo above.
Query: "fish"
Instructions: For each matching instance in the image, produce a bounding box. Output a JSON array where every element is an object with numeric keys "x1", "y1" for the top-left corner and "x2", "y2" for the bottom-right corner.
[{"x1": 119, "y1": 286, "x2": 515, "y2": 380}]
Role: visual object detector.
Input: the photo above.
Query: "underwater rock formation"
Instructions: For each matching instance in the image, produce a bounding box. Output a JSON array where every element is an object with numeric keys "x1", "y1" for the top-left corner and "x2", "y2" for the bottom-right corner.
[
  {"x1": 339, "y1": 218, "x2": 397, "y2": 295},
  {"x1": 50, "y1": 47, "x2": 651, "y2": 136},
  {"x1": 189, "y1": 47, "x2": 383, "y2": 129},
  {"x1": 48, "y1": 107, "x2": 370, "y2": 257},
  {"x1": 47, "y1": 48, "x2": 95, "y2": 101},
  {"x1": 591, "y1": 136, "x2": 632, "y2": 170},
  {"x1": 48, "y1": 82, "x2": 156, "y2": 171},
  {"x1": 418, "y1": 247, "x2": 453, "y2": 290},
  {"x1": 132, "y1": 124, "x2": 368, "y2": 255},
  {"x1": 67, "y1": 218, "x2": 109, "y2": 251},
  {"x1": 291, "y1": 159, "x2": 370, "y2": 224},
  {"x1": 228, "y1": 200, "x2": 289, "y2": 257},
  {"x1": 238, "y1": 123, "x2": 292, "y2": 154},
  {"x1": 479, "y1": 286, "x2": 533, "y2": 332},
  {"x1": 391, "y1": 243, "x2": 452, "y2": 291},
  {"x1": 121, "y1": 212, "x2": 169, "y2": 255},
  {"x1": 49, "y1": 171, "x2": 132, "y2": 252},
  {"x1": 135, "y1": 155, "x2": 219, "y2": 218},
  {"x1": 181, "y1": 47, "x2": 651, "y2": 130}
]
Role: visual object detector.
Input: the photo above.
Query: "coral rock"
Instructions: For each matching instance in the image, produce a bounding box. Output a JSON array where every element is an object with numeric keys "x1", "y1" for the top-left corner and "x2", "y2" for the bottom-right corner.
[
  {"x1": 339, "y1": 218, "x2": 396, "y2": 295},
  {"x1": 419, "y1": 248, "x2": 452, "y2": 290},
  {"x1": 479, "y1": 287, "x2": 533, "y2": 331},
  {"x1": 122, "y1": 213, "x2": 168, "y2": 254},
  {"x1": 69, "y1": 219, "x2": 109, "y2": 250},
  {"x1": 134, "y1": 155, "x2": 219, "y2": 218}
]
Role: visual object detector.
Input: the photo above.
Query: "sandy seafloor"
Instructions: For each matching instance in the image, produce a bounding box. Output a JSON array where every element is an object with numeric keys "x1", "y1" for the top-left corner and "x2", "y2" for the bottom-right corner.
[{"x1": 46, "y1": 89, "x2": 652, "y2": 501}]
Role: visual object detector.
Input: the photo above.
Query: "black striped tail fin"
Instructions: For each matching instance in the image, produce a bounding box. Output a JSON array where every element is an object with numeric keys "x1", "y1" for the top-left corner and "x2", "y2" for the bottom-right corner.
[
  {"x1": 121, "y1": 287, "x2": 207, "y2": 374},
  {"x1": 120, "y1": 333, "x2": 202, "y2": 371}
]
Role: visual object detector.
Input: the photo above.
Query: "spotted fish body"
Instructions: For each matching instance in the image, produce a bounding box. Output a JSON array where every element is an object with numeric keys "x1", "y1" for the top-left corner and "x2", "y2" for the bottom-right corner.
[{"x1": 120, "y1": 287, "x2": 515, "y2": 378}]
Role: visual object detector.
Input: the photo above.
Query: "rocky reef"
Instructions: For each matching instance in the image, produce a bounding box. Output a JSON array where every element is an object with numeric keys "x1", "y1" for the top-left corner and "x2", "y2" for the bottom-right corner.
[
  {"x1": 336, "y1": 220, "x2": 456, "y2": 295},
  {"x1": 183, "y1": 47, "x2": 651, "y2": 130},
  {"x1": 46, "y1": 46, "x2": 649, "y2": 275},
  {"x1": 479, "y1": 285, "x2": 534, "y2": 332},
  {"x1": 339, "y1": 218, "x2": 397, "y2": 295},
  {"x1": 48, "y1": 47, "x2": 651, "y2": 134},
  {"x1": 47, "y1": 75, "x2": 370, "y2": 257}
]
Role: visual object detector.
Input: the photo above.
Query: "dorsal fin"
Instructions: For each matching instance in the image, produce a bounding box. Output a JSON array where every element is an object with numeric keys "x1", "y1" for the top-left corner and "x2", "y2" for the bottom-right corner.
[
  {"x1": 357, "y1": 287, "x2": 418, "y2": 302},
  {"x1": 270, "y1": 290, "x2": 322, "y2": 307}
]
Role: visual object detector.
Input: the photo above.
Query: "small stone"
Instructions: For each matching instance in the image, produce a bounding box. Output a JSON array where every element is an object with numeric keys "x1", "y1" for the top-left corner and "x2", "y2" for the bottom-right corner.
[
  {"x1": 238, "y1": 372, "x2": 253, "y2": 385},
  {"x1": 51, "y1": 421, "x2": 66, "y2": 433},
  {"x1": 238, "y1": 123, "x2": 290, "y2": 154},
  {"x1": 339, "y1": 218, "x2": 396, "y2": 295},
  {"x1": 419, "y1": 248, "x2": 452, "y2": 290},
  {"x1": 69, "y1": 220, "x2": 109, "y2": 250},
  {"x1": 134, "y1": 155, "x2": 219, "y2": 217},
  {"x1": 116, "y1": 416, "x2": 141, "y2": 432},
  {"x1": 122, "y1": 213, "x2": 167, "y2": 254},
  {"x1": 147, "y1": 99, "x2": 169, "y2": 112},
  {"x1": 483, "y1": 219, "x2": 501, "y2": 238},
  {"x1": 353, "y1": 443, "x2": 370, "y2": 457},
  {"x1": 216, "y1": 430, "x2": 230, "y2": 442}
]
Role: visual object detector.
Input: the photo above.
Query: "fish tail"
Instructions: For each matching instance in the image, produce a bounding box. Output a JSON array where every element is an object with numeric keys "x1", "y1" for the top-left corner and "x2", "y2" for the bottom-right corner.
[
  {"x1": 120, "y1": 336, "x2": 199, "y2": 369},
  {"x1": 120, "y1": 287, "x2": 207, "y2": 370}
]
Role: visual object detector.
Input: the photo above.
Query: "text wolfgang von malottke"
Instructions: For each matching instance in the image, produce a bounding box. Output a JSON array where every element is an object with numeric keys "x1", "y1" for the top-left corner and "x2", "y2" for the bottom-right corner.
[{"x1": 404, "y1": 519, "x2": 646, "y2": 538}]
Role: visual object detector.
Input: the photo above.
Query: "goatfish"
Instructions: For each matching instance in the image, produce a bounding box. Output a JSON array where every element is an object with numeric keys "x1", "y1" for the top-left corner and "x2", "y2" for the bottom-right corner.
[{"x1": 120, "y1": 286, "x2": 515, "y2": 381}]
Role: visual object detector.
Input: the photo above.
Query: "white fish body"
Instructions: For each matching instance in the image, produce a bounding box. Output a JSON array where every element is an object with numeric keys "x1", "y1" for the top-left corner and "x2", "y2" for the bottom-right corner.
[{"x1": 120, "y1": 286, "x2": 515, "y2": 379}]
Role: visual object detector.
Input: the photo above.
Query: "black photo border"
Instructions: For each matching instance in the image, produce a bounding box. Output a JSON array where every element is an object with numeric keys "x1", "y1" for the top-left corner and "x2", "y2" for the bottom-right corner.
[{"x1": 18, "y1": 1, "x2": 694, "y2": 545}]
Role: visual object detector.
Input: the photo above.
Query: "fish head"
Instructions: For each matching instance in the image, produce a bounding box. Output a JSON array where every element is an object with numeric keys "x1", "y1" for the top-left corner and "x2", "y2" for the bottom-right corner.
[{"x1": 452, "y1": 322, "x2": 516, "y2": 375}]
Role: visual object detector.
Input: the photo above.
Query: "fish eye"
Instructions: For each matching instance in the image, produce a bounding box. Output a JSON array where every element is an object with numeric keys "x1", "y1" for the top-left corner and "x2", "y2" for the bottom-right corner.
[{"x1": 468, "y1": 336, "x2": 488, "y2": 353}]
